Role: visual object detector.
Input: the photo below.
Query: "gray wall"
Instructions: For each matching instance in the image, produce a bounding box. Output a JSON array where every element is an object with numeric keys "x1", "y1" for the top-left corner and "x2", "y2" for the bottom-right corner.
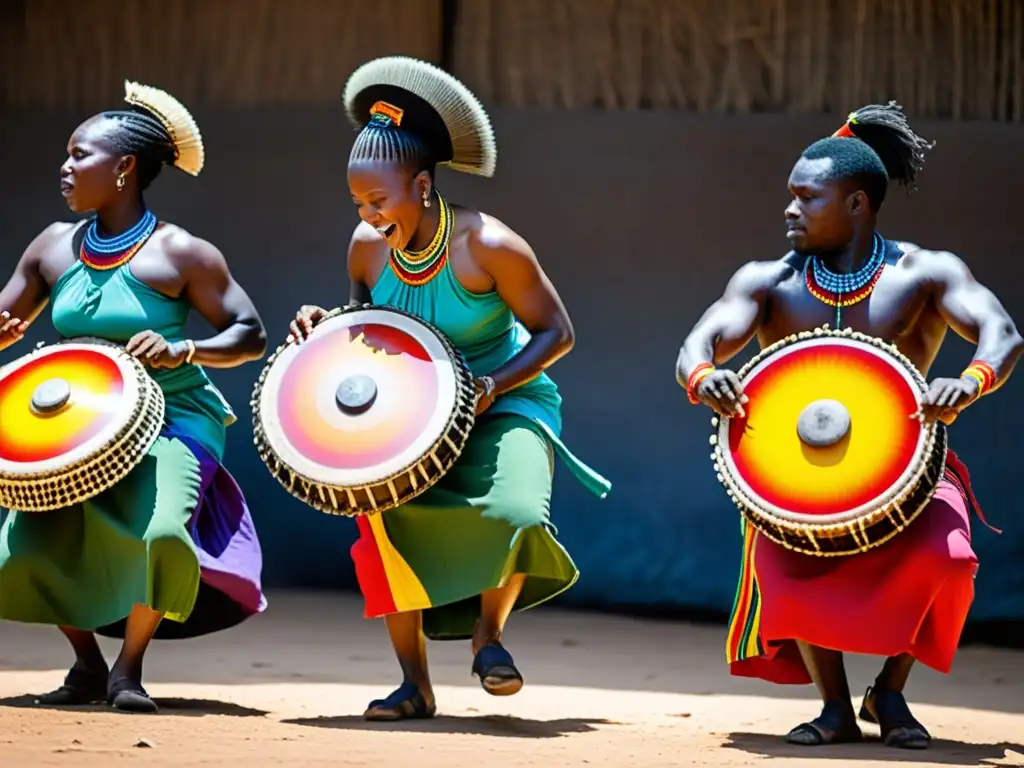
[{"x1": 1, "y1": 107, "x2": 1022, "y2": 621}]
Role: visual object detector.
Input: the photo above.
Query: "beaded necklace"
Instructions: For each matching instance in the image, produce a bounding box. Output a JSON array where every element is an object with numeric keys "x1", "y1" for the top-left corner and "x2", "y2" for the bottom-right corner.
[
  {"x1": 389, "y1": 192, "x2": 452, "y2": 287},
  {"x1": 80, "y1": 210, "x2": 158, "y2": 271},
  {"x1": 805, "y1": 232, "x2": 886, "y2": 329}
]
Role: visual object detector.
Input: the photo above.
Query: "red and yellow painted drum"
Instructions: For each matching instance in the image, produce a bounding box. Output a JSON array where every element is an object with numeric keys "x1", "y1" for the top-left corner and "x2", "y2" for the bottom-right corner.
[
  {"x1": 251, "y1": 305, "x2": 476, "y2": 516},
  {"x1": 712, "y1": 326, "x2": 948, "y2": 557},
  {"x1": 0, "y1": 338, "x2": 165, "y2": 512}
]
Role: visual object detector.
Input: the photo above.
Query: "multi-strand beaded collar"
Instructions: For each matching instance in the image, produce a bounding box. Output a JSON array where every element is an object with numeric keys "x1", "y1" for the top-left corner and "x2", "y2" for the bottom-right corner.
[
  {"x1": 80, "y1": 210, "x2": 158, "y2": 271},
  {"x1": 389, "y1": 192, "x2": 453, "y2": 287},
  {"x1": 805, "y1": 232, "x2": 886, "y2": 328}
]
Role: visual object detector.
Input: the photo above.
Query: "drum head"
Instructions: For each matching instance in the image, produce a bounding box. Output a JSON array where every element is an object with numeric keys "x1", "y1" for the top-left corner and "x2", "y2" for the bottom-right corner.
[
  {"x1": 0, "y1": 342, "x2": 142, "y2": 477},
  {"x1": 257, "y1": 307, "x2": 462, "y2": 489},
  {"x1": 715, "y1": 329, "x2": 934, "y2": 526}
]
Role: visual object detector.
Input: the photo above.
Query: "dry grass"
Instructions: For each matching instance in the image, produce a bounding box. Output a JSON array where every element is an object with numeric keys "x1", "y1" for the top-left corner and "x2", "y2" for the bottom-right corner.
[
  {"x1": 2, "y1": 0, "x2": 1021, "y2": 120},
  {"x1": 0, "y1": 0, "x2": 441, "y2": 109},
  {"x1": 452, "y1": 0, "x2": 1024, "y2": 120}
]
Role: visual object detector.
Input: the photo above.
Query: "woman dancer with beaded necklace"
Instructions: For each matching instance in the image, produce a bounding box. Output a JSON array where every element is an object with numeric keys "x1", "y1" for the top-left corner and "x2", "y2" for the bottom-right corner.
[
  {"x1": 0, "y1": 81, "x2": 268, "y2": 713},
  {"x1": 290, "y1": 56, "x2": 611, "y2": 720}
]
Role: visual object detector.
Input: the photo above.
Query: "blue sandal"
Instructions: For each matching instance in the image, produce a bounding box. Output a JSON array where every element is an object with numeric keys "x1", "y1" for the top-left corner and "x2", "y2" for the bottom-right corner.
[
  {"x1": 784, "y1": 700, "x2": 863, "y2": 746},
  {"x1": 471, "y1": 642, "x2": 524, "y2": 696},
  {"x1": 859, "y1": 686, "x2": 931, "y2": 749},
  {"x1": 364, "y1": 682, "x2": 436, "y2": 721}
]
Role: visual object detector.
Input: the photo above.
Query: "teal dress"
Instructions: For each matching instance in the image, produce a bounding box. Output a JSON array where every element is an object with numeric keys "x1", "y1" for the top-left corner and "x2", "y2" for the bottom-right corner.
[
  {"x1": 350, "y1": 249, "x2": 611, "y2": 640},
  {"x1": 0, "y1": 252, "x2": 265, "y2": 638}
]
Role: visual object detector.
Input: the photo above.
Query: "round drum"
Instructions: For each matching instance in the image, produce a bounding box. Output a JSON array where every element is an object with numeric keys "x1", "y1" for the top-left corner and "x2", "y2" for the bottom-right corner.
[
  {"x1": 711, "y1": 326, "x2": 948, "y2": 557},
  {"x1": 251, "y1": 305, "x2": 477, "y2": 516},
  {"x1": 0, "y1": 338, "x2": 166, "y2": 512}
]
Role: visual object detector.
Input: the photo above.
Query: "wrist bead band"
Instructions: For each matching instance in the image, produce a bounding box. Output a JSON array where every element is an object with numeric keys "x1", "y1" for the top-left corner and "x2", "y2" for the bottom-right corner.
[
  {"x1": 687, "y1": 362, "x2": 715, "y2": 405},
  {"x1": 477, "y1": 375, "x2": 496, "y2": 399},
  {"x1": 960, "y1": 360, "x2": 995, "y2": 401}
]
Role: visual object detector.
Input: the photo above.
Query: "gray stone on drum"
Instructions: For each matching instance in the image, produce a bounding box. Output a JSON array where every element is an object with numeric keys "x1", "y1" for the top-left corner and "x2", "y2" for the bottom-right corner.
[
  {"x1": 796, "y1": 399, "x2": 851, "y2": 447},
  {"x1": 335, "y1": 374, "x2": 377, "y2": 415},
  {"x1": 30, "y1": 377, "x2": 72, "y2": 414}
]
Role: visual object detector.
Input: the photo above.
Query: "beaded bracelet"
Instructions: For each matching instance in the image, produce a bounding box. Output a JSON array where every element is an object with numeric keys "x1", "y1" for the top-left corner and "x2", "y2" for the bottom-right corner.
[
  {"x1": 476, "y1": 375, "x2": 496, "y2": 400},
  {"x1": 686, "y1": 362, "x2": 715, "y2": 405},
  {"x1": 960, "y1": 360, "x2": 996, "y2": 401}
]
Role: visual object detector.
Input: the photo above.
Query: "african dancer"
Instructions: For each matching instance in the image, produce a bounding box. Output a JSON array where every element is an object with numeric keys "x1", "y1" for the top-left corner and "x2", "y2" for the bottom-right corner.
[
  {"x1": 289, "y1": 56, "x2": 611, "y2": 721},
  {"x1": 676, "y1": 102, "x2": 1022, "y2": 749},
  {"x1": 0, "y1": 81, "x2": 268, "y2": 713}
]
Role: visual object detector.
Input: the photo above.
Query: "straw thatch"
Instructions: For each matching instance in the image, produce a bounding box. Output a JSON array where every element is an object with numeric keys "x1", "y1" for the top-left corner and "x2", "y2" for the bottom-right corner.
[
  {"x1": 451, "y1": 0, "x2": 1024, "y2": 121},
  {"x1": 0, "y1": 0, "x2": 442, "y2": 109},
  {"x1": 2, "y1": 0, "x2": 1022, "y2": 121}
]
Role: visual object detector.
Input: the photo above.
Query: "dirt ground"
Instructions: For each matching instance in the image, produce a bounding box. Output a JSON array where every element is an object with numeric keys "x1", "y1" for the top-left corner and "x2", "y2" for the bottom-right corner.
[{"x1": 0, "y1": 591, "x2": 1021, "y2": 767}]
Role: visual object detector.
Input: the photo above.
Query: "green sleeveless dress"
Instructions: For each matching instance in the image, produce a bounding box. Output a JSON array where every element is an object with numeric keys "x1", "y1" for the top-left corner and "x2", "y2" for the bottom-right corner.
[
  {"x1": 48, "y1": 260, "x2": 235, "y2": 458},
  {"x1": 350, "y1": 248, "x2": 611, "y2": 640},
  {"x1": 0, "y1": 255, "x2": 265, "y2": 637}
]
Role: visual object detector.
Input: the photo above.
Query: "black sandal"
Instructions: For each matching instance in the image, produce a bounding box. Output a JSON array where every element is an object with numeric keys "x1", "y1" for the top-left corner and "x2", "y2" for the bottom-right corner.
[
  {"x1": 107, "y1": 677, "x2": 158, "y2": 714},
  {"x1": 785, "y1": 701, "x2": 864, "y2": 746},
  {"x1": 364, "y1": 682, "x2": 436, "y2": 721},
  {"x1": 36, "y1": 665, "x2": 107, "y2": 706},
  {"x1": 859, "y1": 686, "x2": 930, "y2": 749},
  {"x1": 471, "y1": 642, "x2": 523, "y2": 696}
]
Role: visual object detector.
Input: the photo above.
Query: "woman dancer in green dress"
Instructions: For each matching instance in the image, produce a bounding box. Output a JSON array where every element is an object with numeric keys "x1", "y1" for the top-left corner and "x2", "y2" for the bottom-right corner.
[
  {"x1": 0, "y1": 81, "x2": 267, "y2": 713},
  {"x1": 290, "y1": 56, "x2": 610, "y2": 720}
]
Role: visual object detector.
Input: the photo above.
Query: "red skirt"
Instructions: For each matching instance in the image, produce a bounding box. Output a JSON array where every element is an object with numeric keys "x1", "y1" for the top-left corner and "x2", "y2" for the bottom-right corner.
[{"x1": 727, "y1": 451, "x2": 995, "y2": 684}]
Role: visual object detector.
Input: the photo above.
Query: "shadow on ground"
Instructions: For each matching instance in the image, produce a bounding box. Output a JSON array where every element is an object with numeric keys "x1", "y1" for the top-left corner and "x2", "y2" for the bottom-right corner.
[
  {"x1": 284, "y1": 713, "x2": 617, "y2": 738},
  {"x1": 724, "y1": 731, "x2": 1024, "y2": 767},
  {"x1": 1, "y1": 592, "x2": 1021, "y2": 715},
  {"x1": 0, "y1": 693, "x2": 269, "y2": 718}
]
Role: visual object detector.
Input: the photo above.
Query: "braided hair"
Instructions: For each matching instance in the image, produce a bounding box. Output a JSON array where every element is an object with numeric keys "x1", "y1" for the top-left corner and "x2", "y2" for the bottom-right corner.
[
  {"x1": 343, "y1": 57, "x2": 497, "y2": 179},
  {"x1": 837, "y1": 101, "x2": 935, "y2": 189},
  {"x1": 801, "y1": 101, "x2": 935, "y2": 211},
  {"x1": 348, "y1": 100, "x2": 444, "y2": 177},
  {"x1": 99, "y1": 107, "x2": 176, "y2": 190},
  {"x1": 96, "y1": 80, "x2": 206, "y2": 191}
]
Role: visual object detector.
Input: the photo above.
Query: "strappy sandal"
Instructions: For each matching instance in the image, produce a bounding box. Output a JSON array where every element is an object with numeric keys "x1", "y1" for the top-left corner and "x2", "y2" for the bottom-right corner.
[
  {"x1": 784, "y1": 700, "x2": 864, "y2": 746},
  {"x1": 471, "y1": 642, "x2": 523, "y2": 696},
  {"x1": 36, "y1": 665, "x2": 108, "y2": 706},
  {"x1": 107, "y1": 677, "x2": 158, "y2": 714},
  {"x1": 859, "y1": 686, "x2": 931, "y2": 749},
  {"x1": 364, "y1": 682, "x2": 436, "y2": 721}
]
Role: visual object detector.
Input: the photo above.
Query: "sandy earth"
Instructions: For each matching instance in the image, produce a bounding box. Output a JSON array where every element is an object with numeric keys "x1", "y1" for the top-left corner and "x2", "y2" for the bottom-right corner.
[{"x1": 0, "y1": 591, "x2": 1021, "y2": 767}]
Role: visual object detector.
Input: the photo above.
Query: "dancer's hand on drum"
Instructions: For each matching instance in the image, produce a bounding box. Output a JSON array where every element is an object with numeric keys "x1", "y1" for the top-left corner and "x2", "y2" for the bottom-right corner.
[
  {"x1": 917, "y1": 376, "x2": 980, "y2": 425},
  {"x1": 474, "y1": 376, "x2": 497, "y2": 416},
  {"x1": 126, "y1": 330, "x2": 190, "y2": 369},
  {"x1": 288, "y1": 305, "x2": 328, "y2": 344},
  {"x1": 0, "y1": 311, "x2": 30, "y2": 351},
  {"x1": 695, "y1": 369, "x2": 748, "y2": 418}
]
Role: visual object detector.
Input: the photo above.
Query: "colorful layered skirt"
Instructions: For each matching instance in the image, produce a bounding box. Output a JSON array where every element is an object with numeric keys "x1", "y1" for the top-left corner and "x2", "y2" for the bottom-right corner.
[
  {"x1": 351, "y1": 414, "x2": 579, "y2": 640},
  {"x1": 728, "y1": 450, "x2": 987, "y2": 682},
  {"x1": 0, "y1": 428, "x2": 265, "y2": 639}
]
